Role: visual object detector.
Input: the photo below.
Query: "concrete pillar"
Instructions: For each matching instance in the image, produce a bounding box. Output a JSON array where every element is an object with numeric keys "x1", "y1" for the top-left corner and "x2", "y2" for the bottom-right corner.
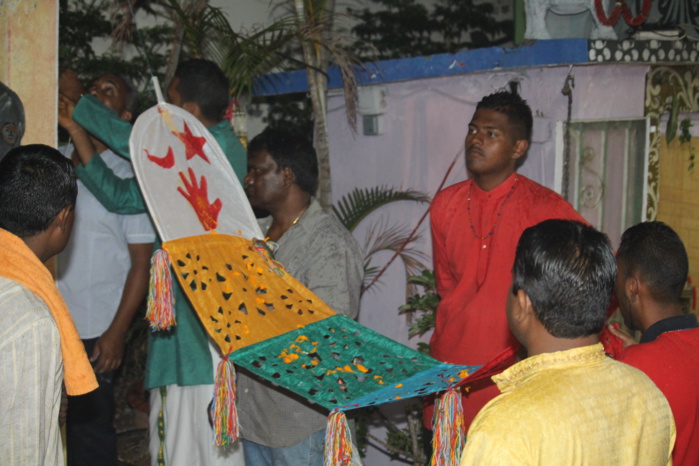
[{"x1": 0, "y1": 0, "x2": 58, "y2": 147}]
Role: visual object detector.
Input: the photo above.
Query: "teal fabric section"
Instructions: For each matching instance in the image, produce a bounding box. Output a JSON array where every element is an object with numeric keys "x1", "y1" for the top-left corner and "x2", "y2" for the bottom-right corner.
[
  {"x1": 74, "y1": 94, "x2": 132, "y2": 159},
  {"x1": 233, "y1": 315, "x2": 475, "y2": 411},
  {"x1": 207, "y1": 120, "x2": 247, "y2": 186},
  {"x1": 73, "y1": 95, "x2": 248, "y2": 388},
  {"x1": 75, "y1": 156, "x2": 145, "y2": 215}
]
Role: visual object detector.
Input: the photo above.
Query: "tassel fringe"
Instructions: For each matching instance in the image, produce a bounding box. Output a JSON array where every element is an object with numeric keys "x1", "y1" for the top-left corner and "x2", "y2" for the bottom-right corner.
[
  {"x1": 325, "y1": 411, "x2": 353, "y2": 466},
  {"x1": 146, "y1": 249, "x2": 176, "y2": 331},
  {"x1": 210, "y1": 355, "x2": 239, "y2": 447},
  {"x1": 431, "y1": 387, "x2": 465, "y2": 466}
]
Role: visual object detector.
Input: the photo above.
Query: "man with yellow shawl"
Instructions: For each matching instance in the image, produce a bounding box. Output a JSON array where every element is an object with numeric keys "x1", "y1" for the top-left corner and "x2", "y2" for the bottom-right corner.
[{"x1": 0, "y1": 145, "x2": 97, "y2": 465}]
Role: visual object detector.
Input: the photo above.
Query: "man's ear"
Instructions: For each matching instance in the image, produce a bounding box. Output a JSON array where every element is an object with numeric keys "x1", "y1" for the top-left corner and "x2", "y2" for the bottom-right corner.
[
  {"x1": 53, "y1": 205, "x2": 74, "y2": 232},
  {"x1": 625, "y1": 275, "x2": 640, "y2": 304},
  {"x1": 512, "y1": 139, "x2": 529, "y2": 162},
  {"x1": 512, "y1": 288, "x2": 532, "y2": 323},
  {"x1": 182, "y1": 101, "x2": 201, "y2": 120},
  {"x1": 281, "y1": 166, "x2": 295, "y2": 189},
  {"x1": 119, "y1": 109, "x2": 133, "y2": 122}
]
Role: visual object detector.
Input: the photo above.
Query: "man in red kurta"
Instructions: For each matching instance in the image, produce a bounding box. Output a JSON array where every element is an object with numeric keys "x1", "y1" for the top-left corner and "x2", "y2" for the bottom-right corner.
[
  {"x1": 427, "y1": 91, "x2": 584, "y2": 428},
  {"x1": 608, "y1": 221, "x2": 699, "y2": 466}
]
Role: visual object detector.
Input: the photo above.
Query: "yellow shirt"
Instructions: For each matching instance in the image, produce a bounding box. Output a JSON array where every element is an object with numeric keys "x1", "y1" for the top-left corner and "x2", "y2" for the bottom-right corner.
[{"x1": 460, "y1": 343, "x2": 675, "y2": 465}]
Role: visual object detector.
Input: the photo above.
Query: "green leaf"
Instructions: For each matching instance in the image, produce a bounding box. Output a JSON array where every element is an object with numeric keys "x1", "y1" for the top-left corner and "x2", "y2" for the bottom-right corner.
[{"x1": 332, "y1": 186, "x2": 430, "y2": 232}]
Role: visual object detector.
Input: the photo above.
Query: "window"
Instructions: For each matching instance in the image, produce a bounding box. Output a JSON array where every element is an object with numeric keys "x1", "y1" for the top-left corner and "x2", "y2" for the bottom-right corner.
[{"x1": 558, "y1": 119, "x2": 648, "y2": 248}]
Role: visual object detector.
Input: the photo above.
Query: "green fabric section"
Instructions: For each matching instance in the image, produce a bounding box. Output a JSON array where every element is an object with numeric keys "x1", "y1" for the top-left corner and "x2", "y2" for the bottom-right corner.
[
  {"x1": 207, "y1": 120, "x2": 247, "y2": 186},
  {"x1": 145, "y1": 238, "x2": 213, "y2": 389},
  {"x1": 74, "y1": 94, "x2": 132, "y2": 159},
  {"x1": 233, "y1": 314, "x2": 441, "y2": 410},
  {"x1": 75, "y1": 156, "x2": 146, "y2": 214},
  {"x1": 73, "y1": 96, "x2": 248, "y2": 388}
]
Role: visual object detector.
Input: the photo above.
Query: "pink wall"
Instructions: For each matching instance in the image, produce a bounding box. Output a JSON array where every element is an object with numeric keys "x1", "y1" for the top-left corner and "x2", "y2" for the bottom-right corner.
[{"x1": 326, "y1": 63, "x2": 648, "y2": 464}]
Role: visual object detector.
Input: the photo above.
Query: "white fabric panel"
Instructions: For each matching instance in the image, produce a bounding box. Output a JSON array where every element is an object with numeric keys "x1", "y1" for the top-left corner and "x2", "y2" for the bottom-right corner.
[{"x1": 130, "y1": 103, "x2": 262, "y2": 242}]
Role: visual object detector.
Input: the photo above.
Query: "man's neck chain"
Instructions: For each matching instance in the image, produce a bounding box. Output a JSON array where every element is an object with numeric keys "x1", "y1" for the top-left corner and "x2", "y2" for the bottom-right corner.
[
  {"x1": 467, "y1": 175, "x2": 519, "y2": 246},
  {"x1": 291, "y1": 203, "x2": 310, "y2": 226}
]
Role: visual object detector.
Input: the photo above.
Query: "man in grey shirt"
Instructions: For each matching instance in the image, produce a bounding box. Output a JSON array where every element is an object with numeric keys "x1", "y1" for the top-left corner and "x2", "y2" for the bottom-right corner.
[{"x1": 237, "y1": 128, "x2": 364, "y2": 465}]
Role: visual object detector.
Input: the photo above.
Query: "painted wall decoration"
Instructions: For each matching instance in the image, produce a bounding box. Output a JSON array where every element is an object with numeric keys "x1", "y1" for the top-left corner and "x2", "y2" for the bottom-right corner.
[
  {"x1": 589, "y1": 38, "x2": 699, "y2": 63},
  {"x1": 644, "y1": 65, "x2": 699, "y2": 221}
]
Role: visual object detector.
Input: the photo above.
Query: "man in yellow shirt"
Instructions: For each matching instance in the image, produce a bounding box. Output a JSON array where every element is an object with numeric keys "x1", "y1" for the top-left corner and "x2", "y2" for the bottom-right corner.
[{"x1": 460, "y1": 219, "x2": 675, "y2": 465}]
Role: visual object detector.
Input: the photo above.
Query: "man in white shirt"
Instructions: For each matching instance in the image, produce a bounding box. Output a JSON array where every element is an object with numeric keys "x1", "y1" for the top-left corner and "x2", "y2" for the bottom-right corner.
[{"x1": 57, "y1": 71, "x2": 154, "y2": 465}]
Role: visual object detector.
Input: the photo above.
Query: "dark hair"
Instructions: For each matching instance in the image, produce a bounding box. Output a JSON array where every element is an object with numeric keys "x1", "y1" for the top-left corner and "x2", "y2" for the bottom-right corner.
[
  {"x1": 174, "y1": 59, "x2": 230, "y2": 121},
  {"x1": 0, "y1": 144, "x2": 77, "y2": 237},
  {"x1": 512, "y1": 219, "x2": 616, "y2": 339},
  {"x1": 617, "y1": 221, "x2": 688, "y2": 305},
  {"x1": 247, "y1": 128, "x2": 318, "y2": 195},
  {"x1": 117, "y1": 73, "x2": 139, "y2": 115},
  {"x1": 476, "y1": 91, "x2": 533, "y2": 142}
]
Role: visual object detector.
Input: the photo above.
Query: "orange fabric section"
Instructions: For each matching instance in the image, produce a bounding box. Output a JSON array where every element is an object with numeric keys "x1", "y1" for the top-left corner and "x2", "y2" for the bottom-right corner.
[
  {"x1": 0, "y1": 229, "x2": 98, "y2": 396},
  {"x1": 164, "y1": 234, "x2": 336, "y2": 354}
]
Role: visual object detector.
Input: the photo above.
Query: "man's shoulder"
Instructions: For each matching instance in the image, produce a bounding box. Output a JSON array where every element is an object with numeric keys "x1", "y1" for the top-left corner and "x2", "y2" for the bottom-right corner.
[
  {"x1": 0, "y1": 278, "x2": 56, "y2": 343},
  {"x1": 514, "y1": 176, "x2": 581, "y2": 220},
  {"x1": 0, "y1": 277, "x2": 49, "y2": 310},
  {"x1": 299, "y1": 203, "x2": 364, "y2": 260},
  {"x1": 621, "y1": 327, "x2": 699, "y2": 365},
  {"x1": 517, "y1": 176, "x2": 569, "y2": 203},
  {"x1": 309, "y1": 207, "x2": 360, "y2": 245},
  {"x1": 432, "y1": 180, "x2": 470, "y2": 208},
  {"x1": 209, "y1": 121, "x2": 244, "y2": 151},
  {"x1": 601, "y1": 355, "x2": 672, "y2": 396}
]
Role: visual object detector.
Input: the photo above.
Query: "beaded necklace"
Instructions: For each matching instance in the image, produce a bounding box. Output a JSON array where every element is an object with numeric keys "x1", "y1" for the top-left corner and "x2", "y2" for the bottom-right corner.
[{"x1": 467, "y1": 175, "x2": 519, "y2": 248}]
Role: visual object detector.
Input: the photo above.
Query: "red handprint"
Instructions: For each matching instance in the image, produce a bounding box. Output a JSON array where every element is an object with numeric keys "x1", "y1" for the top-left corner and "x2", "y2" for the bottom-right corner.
[{"x1": 177, "y1": 168, "x2": 222, "y2": 231}]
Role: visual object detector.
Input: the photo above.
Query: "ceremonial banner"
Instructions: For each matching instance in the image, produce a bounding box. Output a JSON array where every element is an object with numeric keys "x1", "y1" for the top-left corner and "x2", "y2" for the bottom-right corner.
[{"x1": 132, "y1": 100, "x2": 483, "y2": 464}]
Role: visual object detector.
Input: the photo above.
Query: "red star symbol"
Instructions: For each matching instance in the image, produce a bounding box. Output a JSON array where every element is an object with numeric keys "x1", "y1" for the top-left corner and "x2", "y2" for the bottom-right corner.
[{"x1": 173, "y1": 122, "x2": 209, "y2": 163}]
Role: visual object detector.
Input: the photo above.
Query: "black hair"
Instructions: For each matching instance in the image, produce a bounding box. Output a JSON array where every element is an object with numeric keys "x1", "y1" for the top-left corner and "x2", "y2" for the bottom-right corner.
[
  {"x1": 247, "y1": 128, "x2": 318, "y2": 195},
  {"x1": 117, "y1": 73, "x2": 139, "y2": 115},
  {"x1": 0, "y1": 144, "x2": 77, "y2": 238},
  {"x1": 512, "y1": 219, "x2": 616, "y2": 339},
  {"x1": 174, "y1": 59, "x2": 230, "y2": 122},
  {"x1": 617, "y1": 221, "x2": 688, "y2": 305},
  {"x1": 476, "y1": 91, "x2": 533, "y2": 143}
]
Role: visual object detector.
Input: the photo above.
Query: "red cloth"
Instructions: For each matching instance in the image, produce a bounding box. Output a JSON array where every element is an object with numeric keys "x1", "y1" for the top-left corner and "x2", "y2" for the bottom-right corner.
[
  {"x1": 617, "y1": 327, "x2": 699, "y2": 466},
  {"x1": 599, "y1": 323, "x2": 624, "y2": 358},
  {"x1": 426, "y1": 173, "x2": 584, "y2": 428}
]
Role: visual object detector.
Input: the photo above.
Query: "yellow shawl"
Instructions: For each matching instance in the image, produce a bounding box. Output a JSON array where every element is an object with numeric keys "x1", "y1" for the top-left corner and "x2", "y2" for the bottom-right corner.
[{"x1": 0, "y1": 228, "x2": 98, "y2": 395}]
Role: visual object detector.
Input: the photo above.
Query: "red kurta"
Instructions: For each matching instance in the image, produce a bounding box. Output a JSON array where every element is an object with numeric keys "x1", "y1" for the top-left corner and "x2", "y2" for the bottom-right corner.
[
  {"x1": 427, "y1": 173, "x2": 584, "y2": 427},
  {"x1": 618, "y1": 327, "x2": 699, "y2": 466}
]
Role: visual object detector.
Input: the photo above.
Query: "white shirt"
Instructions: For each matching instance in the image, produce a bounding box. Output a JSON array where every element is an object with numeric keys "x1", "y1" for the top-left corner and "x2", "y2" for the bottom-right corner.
[
  {"x1": 57, "y1": 147, "x2": 155, "y2": 338},
  {"x1": 0, "y1": 277, "x2": 64, "y2": 466}
]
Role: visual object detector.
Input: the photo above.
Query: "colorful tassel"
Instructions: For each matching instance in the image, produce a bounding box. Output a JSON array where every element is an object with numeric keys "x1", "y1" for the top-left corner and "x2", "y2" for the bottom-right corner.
[
  {"x1": 430, "y1": 387, "x2": 466, "y2": 466},
  {"x1": 210, "y1": 354, "x2": 239, "y2": 447},
  {"x1": 324, "y1": 410, "x2": 353, "y2": 466},
  {"x1": 146, "y1": 249, "x2": 176, "y2": 331},
  {"x1": 253, "y1": 238, "x2": 286, "y2": 276}
]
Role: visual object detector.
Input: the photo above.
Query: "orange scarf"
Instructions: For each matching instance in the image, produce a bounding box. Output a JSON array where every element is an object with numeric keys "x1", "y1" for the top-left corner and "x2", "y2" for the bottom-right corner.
[{"x1": 0, "y1": 228, "x2": 98, "y2": 395}]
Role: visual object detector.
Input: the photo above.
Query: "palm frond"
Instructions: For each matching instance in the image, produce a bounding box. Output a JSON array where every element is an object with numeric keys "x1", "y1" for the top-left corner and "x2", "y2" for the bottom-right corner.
[
  {"x1": 360, "y1": 219, "x2": 428, "y2": 296},
  {"x1": 166, "y1": 1, "x2": 300, "y2": 99},
  {"x1": 332, "y1": 186, "x2": 430, "y2": 232},
  {"x1": 293, "y1": 10, "x2": 365, "y2": 129}
]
